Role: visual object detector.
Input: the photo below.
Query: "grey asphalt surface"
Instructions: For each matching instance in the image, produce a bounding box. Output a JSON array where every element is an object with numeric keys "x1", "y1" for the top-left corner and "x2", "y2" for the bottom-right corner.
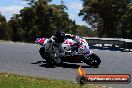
[{"x1": 0, "y1": 42, "x2": 132, "y2": 88}]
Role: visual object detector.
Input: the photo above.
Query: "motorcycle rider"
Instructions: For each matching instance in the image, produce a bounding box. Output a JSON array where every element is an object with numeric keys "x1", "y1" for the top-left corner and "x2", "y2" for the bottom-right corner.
[
  {"x1": 53, "y1": 30, "x2": 65, "y2": 52},
  {"x1": 48, "y1": 31, "x2": 65, "y2": 60},
  {"x1": 54, "y1": 30, "x2": 65, "y2": 43},
  {"x1": 39, "y1": 30, "x2": 65, "y2": 65}
]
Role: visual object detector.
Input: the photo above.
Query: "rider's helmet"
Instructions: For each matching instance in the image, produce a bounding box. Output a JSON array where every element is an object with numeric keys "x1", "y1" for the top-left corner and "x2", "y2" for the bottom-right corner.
[{"x1": 54, "y1": 30, "x2": 65, "y2": 43}]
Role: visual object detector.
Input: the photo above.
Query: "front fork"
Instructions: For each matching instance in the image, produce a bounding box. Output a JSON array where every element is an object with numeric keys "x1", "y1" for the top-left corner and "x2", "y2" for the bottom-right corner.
[{"x1": 50, "y1": 43, "x2": 62, "y2": 60}]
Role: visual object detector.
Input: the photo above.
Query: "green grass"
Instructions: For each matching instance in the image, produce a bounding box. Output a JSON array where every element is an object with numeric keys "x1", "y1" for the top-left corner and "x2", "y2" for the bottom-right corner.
[{"x1": 0, "y1": 73, "x2": 104, "y2": 88}]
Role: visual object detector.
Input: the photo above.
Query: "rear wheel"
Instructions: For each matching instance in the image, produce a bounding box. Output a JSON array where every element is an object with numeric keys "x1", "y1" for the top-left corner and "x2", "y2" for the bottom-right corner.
[{"x1": 82, "y1": 53, "x2": 101, "y2": 67}]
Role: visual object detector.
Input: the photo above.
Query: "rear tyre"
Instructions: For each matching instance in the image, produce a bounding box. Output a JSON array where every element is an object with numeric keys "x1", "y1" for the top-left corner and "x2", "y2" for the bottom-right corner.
[
  {"x1": 82, "y1": 53, "x2": 101, "y2": 67},
  {"x1": 39, "y1": 47, "x2": 52, "y2": 65}
]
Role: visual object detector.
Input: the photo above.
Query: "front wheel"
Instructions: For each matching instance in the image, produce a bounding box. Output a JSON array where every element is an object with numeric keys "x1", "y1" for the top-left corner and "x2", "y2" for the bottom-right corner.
[
  {"x1": 82, "y1": 53, "x2": 101, "y2": 67},
  {"x1": 39, "y1": 47, "x2": 52, "y2": 64}
]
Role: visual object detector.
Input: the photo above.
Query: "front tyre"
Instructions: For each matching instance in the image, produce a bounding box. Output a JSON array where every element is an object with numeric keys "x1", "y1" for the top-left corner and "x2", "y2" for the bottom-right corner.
[
  {"x1": 39, "y1": 47, "x2": 52, "y2": 64},
  {"x1": 83, "y1": 53, "x2": 101, "y2": 67}
]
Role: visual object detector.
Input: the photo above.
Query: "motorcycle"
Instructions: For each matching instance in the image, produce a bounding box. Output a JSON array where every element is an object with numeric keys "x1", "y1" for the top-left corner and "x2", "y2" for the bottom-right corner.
[{"x1": 35, "y1": 34, "x2": 101, "y2": 67}]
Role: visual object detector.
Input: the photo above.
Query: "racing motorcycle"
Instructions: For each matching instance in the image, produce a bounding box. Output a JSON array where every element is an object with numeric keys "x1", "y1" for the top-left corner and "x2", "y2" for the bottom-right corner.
[{"x1": 35, "y1": 34, "x2": 101, "y2": 67}]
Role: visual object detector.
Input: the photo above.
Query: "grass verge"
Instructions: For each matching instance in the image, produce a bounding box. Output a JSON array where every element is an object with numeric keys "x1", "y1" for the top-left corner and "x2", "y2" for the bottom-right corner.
[{"x1": 0, "y1": 72, "x2": 105, "y2": 88}]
